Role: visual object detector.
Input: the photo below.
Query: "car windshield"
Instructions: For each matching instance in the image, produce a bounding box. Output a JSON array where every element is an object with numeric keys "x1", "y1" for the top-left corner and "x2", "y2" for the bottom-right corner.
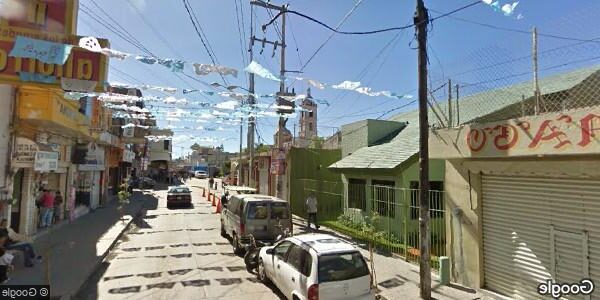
[
  {"x1": 318, "y1": 252, "x2": 369, "y2": 283},
  {"x1": 246, "y1": 202, "x2": 268, "y2": 219},
  {"x1": 169, "y1": 187, "x2": 190, "y2": 193}
]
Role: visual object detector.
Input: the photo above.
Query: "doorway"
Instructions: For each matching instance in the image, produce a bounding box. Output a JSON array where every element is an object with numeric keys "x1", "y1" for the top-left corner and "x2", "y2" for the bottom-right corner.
[{"x1": 11, "y1": 169, "x2": 24, "y2": 233}]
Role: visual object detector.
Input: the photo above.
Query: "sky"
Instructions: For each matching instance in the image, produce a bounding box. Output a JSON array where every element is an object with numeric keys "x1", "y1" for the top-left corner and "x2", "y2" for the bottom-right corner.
[{"x1": 73, "y1": 0, "x2": 600, "y2": 157}]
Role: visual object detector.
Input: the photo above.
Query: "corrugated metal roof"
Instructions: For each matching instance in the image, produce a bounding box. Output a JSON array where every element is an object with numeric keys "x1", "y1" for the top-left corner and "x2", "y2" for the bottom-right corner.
[{"x1": 330, "y1": 65, "x2": 600, "y2": 170}]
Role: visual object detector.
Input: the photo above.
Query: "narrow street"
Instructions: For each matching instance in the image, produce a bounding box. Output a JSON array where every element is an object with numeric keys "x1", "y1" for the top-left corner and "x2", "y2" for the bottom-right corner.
[{"x1": 77, "y1": 179, "x2": 284, "y2": 300}]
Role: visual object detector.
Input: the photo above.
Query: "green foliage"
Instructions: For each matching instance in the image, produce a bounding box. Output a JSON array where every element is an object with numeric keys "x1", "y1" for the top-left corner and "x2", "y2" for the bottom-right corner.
[{"x1": 118, "y1": 183, "x2": 130, "y2": 205}]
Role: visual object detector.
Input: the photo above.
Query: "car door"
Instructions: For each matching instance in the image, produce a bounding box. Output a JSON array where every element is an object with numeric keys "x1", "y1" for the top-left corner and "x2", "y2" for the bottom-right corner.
[
  {"x1": 280, "y1": 245, "x2": 312, "y2": 299},
  {"x1": 268, "y1": 240, "x2": 293, "y2": 290}
]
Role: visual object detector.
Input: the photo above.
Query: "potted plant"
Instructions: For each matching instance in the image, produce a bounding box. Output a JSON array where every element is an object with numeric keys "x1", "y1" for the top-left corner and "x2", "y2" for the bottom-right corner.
[{"x1": 117, "y1": 183, "x2": 130, "y2": 223}]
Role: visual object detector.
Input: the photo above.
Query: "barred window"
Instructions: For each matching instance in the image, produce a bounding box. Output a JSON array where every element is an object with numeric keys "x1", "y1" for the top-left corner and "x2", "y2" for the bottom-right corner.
[
  {"x1": 371, "y1": 180, "x2": 395, "y2": 218},
  {"x1": 348, "y1": 179, "x2": 366, "y2": 210},
  {"x1": 410, "y1": 181, "x2": 444, "y2": 219}
]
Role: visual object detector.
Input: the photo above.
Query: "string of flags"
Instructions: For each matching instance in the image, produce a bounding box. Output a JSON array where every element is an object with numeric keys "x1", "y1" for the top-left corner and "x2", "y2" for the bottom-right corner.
[{"x1": 481, "y1": 0, "x2": 523, "y2": 19}]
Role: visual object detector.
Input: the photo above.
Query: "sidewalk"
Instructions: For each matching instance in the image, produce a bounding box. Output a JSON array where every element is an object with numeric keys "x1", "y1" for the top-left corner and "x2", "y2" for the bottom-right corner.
[
  {"x1": 6, "y1": 191, "x2": 154, "y2": 299},
  {"x1": 291, "y1": 215, "x2": 482, "y2": 300}
]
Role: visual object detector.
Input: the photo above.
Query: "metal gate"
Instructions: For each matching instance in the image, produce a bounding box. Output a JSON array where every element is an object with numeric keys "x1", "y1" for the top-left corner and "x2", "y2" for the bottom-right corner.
[{"x1": 482, "y1": 174, "x2": 600, "y2": 299}]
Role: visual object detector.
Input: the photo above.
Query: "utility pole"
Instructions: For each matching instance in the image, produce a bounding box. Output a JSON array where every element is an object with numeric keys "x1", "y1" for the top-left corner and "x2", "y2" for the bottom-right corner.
[
  {"x1": 415, "y1": 0, "x2": 431, "y2": 298},
  {"x1": 251, "y1": 0, "x2": 287, "y2": 199},
  {"x1": 238, "y1": 119, "x2": 243, "y2": 185},
  {"x1": 532, "y1": 27, "x2": 541, "y2": 115},
  {"x1": 447, "y1": 79, "x2": 452, "y2": 128},
  {"x1": 247, "y1": 7, "x2": 257, "y2": 189}
]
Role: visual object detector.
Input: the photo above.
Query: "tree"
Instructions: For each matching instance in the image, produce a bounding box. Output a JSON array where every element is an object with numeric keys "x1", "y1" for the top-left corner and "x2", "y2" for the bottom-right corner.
[
  {"x1": 190, "y1": 143, "x2": 202, "y2": 151},
  {"x1": 255, "y1": 143, "x2": 271, "y2": 153}
]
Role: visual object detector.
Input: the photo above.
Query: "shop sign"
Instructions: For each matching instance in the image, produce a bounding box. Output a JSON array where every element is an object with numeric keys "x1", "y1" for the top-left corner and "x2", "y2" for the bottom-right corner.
[
  {"x1": 270, "y1": 150, "x2": 286, "y2": 175},
  {"x1": 123, "y1": 127, "x2": 135, "y2": 138},
  {"x1": 122, "y1": 149, "x2": 135, "y2": 163},
  {"x1": 78, "y1": 143, "x2": 105, "y2": 171},
  {"x1": 34, "y1": 151, "x2": 59, "y2": 172},
  {"x1": 14, "y1": 137, "x2": 38, "y2": 162},
  {"x1": 0, "y1": 1, "x2": 107, "y2": 89},
  {"x1": 430, "y1": 107, "x2": 600, "y2": 159}
]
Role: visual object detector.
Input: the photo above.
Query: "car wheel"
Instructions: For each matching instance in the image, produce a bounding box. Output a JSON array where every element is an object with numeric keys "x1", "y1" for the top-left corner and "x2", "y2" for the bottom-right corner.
[
  {"x1": 232, "y1": 234, "x2": 242, "y2": 255},
  {"x1": 258, "y1": 259, "x2": 270, "y2": 284},
  {"x1": 220, "y1": 223, "x2": 227, "y2": 238}
]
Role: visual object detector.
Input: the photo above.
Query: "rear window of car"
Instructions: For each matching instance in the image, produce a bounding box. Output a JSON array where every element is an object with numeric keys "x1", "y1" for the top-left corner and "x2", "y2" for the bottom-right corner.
[
  {"x1": 169, "y1": 187, "x2": 190, "y2": 193},
  {"x1": 318, "y1": 252, "x2": 370, "y2": 283},
  {"x1": 271, "y1": 202, "x2": 289, "y2": 219},
  {"x1": 246, "y1": 203, "x2": 268, "y2": 219}
]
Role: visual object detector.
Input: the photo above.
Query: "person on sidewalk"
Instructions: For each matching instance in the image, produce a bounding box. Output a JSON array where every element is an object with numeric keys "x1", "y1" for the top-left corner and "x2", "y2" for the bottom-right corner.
[
  {"x1": 208, "y1": 177, "x2": 214, "y2": 191},
  {"x1": 53, "y1": 191, "x2": 63, "y2": 224},
  {"x1": 306, "y1": 192, "x2": 319, "y2": 230},
  {"x1": 0, "y1": 247, "x2": 14, "y2": 284},
  {"x1": 0, "y1": 219, "x2": 41, "y2": 267},
  {"x1": 39, "y1": 189, "x2": 54, "y2": 228},
  {"x1": 221, "y1": 191, "x2": 230, "y2": 208}
]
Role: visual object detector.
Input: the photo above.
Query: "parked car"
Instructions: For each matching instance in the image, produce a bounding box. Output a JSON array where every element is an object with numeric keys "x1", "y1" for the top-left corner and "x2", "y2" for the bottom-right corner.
[
  {"x1": 166, "y1": 186, "x2": 192, "y2": 208},
  {"x1": 138, "y1": 177, "x2": 156, "y2": 189},
  {"x1": 220, "y1": 194, "x2": 291, "y2": 254},
  {"x1": 257, "y1": 234, "x2": 375, "y2": 300},
  {"x1": 195, "y1": 171, "x2": 208, "y2": 179}
]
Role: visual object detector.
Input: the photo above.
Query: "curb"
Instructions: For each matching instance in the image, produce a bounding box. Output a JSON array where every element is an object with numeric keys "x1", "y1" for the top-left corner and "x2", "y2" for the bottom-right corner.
[{"x1": 66, "y1": 201, "x2": 145, "y2": 300}]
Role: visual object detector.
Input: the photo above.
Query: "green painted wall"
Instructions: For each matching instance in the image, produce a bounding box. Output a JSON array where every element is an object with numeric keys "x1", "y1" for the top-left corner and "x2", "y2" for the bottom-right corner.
[{"x1": 288, "y1": 148, "x2": 343, "y2": 221}]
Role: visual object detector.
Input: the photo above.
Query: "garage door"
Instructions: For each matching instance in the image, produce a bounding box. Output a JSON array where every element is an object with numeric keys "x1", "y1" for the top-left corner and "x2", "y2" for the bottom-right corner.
[{"x1": 482, "y1": 175, "x2": 600, "y2": 299}]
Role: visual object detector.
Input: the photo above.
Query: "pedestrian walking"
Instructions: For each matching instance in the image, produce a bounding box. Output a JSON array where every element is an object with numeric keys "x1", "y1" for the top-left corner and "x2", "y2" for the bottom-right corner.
[
  {"x1": 306, "y1": 192, "x2": 319, "y2": 230},
  {"x1": 53, "y1": 191, "x2": 63, "y2": 224},
  {"x1": 208, "y1": 177, "x2": 214, "y2": 191},
  {"x1": 39, "y1": 189, "x2": 54, "y2": 228}
]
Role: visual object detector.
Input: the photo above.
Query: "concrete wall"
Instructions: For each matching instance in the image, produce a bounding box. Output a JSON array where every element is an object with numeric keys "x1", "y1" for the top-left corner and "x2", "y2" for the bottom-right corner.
[
  {"x1": 444, "y1": 156, "x2": 600, "y2": 290},
  {"x1": 341, "y1": 120, "x2": 368, "y2": 157}
]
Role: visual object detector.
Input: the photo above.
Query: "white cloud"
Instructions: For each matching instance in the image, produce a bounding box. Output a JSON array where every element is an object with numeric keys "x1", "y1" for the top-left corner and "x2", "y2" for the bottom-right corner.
[{"x1": 130, "y1": 0, "x2": 147, "y2": 10}]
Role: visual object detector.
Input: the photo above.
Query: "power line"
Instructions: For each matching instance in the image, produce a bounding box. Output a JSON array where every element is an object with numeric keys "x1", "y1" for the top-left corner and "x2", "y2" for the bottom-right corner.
[
  {"x1": 294, "y1": 0, "x2": 365, "y2": 80},
  {"x1": 82, "y1": 1, "x2": 155, "y2": 56},
  {"x1": 264, "y1": 1, "x2": 481, "y2": 35},
  {"x1": 233, "y1": 0, "x2": 249, "y2": 82},
  {"x1": 125, "y1": 0, "x2": 185, "y2": 58},
  {"x1": 181, "y1": 0, "x2": 228, "y2": 85},
  {"x1": 430, "y1": 8, "x2": 600, "y2": 44}
]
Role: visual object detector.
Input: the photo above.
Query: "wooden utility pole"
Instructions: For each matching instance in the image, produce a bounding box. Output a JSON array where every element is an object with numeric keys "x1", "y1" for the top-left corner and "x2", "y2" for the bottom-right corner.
[
  {"x1": 415, "y1": 0, "x2": 431, "y2": 298},
  {"x1": 248, "y1": 10, "x2": 256, "y2": 189},
  {"x1": 238, "y1": 119, "x2": 243, "y2": 185},
  {"x1": 251, "y1": 0, "x2": 287, "y2": 199},
  {"x1": 447, "y1": 79, "x2": 452, "y2": 128},
  {"x1": 532, "y1": 27, "x2": 540, "y2": 115}
]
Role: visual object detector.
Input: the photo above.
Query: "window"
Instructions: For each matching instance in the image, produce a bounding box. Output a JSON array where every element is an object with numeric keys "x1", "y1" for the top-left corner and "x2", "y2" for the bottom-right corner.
[
  {"x1": 168, "y1": 187, "x2": 190, "y2": 194},
  {"x1": 164, "y1": 140, "x2": 170, "y2": 151},
  {"x1": 309, "y1": 111, "x2": 314, "y2": 118},
  {"x1": 348, "y1": 179, "x2": 367, "y2": 210},
  {"x1": 318, "y1": 252, "x2": 369, "y2": 283},
  {"x1": 410, "y1": 181, "x2": 444, "y2": 219},
  {"x1": 286, "y1": 245, "x2": 312, "y2": 276},
  {"x1": 247, "y1": 203, "x2": 268, "y2": 219},
  {"x1": 371, "y1": 180, "x2": 396, "y2": 217},
  {"x1": 271, "y1": 202, "x2": 289, "y2": 219},
  {"x1": 274, "y1": 241, "x2": 293, "y2": 259}
]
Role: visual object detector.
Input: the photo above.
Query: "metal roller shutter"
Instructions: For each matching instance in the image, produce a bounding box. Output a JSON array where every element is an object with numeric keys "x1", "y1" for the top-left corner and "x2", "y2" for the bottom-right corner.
[{"x1": 482, "y1": 174, "x2": 600, "y2": 300}]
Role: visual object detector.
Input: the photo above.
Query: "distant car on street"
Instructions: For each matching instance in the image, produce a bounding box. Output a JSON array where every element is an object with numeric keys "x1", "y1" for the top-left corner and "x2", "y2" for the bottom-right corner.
[
  {"x1": 257, "y1": 234, "x2": 376, "y2": 300},
  {"x1": 195, "y1": 170, "x2": 208, "y2": 179},
  {"x1": 128, "y1": 177, "x2": 156, "y2": 189},
  {"x1": 166, "y1": 186, "x2": 192, "y2": 208}
]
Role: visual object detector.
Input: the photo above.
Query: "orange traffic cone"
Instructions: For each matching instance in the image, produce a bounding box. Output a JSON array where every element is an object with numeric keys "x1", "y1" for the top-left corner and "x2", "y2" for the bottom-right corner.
[
  {"x1": 208, "y1": 192, "x2": 212, "y2": 202},
  {"x1": 212, "y1": 194, "x2": 216, "y2": 206},
  {"x1": 215, "y1": 198, "x2": 222, "y2": 214},
  {"x1": 202, "y1": 188, "x2": 206, "y2": 197}
]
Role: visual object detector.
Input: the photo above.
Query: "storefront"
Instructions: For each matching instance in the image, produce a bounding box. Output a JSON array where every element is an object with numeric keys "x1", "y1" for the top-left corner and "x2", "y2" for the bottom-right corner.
[
  {"x1": 11, "y1": 137, "x2": 61, "y2": 235},
  {"x1": 430, "y1": 106, "x2": 600, "y2": 298}
]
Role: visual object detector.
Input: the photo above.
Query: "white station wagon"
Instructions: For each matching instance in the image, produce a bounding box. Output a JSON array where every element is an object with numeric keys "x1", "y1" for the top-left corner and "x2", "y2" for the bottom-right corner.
[{"x1": 257, "y1": 233, "x2": 376, "y2": 300}]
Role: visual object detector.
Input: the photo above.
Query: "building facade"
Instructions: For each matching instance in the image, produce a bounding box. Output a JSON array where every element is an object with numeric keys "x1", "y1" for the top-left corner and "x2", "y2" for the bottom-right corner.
[{"x1": 429, "y1": 66, "x2": 600, "y2": 298}]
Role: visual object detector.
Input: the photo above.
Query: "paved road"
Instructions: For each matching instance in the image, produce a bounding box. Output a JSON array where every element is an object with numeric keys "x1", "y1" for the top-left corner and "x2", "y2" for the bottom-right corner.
[{"x1": 77, "y1": 179, "x2": 284, "y2": 300}]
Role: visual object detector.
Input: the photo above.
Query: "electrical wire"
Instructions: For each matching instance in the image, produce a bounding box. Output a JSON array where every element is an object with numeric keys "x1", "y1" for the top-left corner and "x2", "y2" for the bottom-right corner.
[
  {"x1": 182, "y1": 0, "x2": 228, "y2": 85},
  {"x1": 264, "y1": 1, "x2": 481, "y2": 35},
  {"x1": 233, "y1": 0, "x2": 249, "y2": 83},
  {"x1": 430, "y1": 9, "x2": 600, "y2": 44}
]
